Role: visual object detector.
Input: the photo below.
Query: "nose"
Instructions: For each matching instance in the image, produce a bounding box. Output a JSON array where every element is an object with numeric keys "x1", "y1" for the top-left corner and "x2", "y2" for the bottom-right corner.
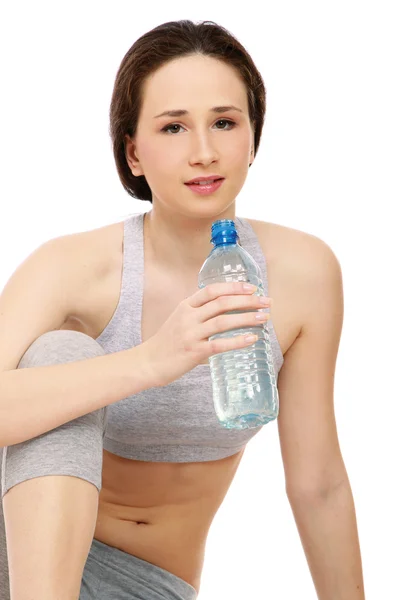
[{"x1": 188, "y1": 131, "x2": 219, "y2": 167}]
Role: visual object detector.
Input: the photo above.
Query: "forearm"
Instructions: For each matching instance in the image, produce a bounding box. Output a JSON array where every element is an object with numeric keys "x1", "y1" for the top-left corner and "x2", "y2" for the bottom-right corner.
[
  {"x1": 0, "y1": 343, "x2": 156, "y2": 447},
  {"x1": 288, "y1": 478, "x2": 365, "y2": 600}
]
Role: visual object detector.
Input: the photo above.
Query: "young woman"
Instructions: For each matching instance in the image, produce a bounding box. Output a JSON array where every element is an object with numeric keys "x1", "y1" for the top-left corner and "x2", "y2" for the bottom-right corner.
[{"x1": 0, "y1": 19, "x2": 364, "y2": 600}]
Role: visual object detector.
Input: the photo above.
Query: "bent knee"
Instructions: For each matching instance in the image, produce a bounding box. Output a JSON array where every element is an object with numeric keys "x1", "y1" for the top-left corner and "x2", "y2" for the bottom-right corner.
[{"x1": 18, "y1": 330, "x2": 106, "y2": 369}]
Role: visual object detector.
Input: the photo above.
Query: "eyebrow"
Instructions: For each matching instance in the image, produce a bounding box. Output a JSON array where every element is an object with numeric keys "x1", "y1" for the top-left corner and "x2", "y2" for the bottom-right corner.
[{"x1": 153, "y1": 105, "x2": 243, "y2": 119}]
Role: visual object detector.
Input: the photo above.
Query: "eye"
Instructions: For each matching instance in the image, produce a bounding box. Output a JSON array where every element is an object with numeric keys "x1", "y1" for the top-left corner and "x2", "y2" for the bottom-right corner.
[
  {"x1": 161, "y1": 119, "x2": 237, "y2": 134},
  {"x1": 214, "y1": 119, "x2": 236, "y2": 130}
]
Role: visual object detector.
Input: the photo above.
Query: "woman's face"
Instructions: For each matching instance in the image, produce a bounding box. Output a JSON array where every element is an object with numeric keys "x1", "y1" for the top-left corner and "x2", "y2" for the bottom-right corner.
[{"x1": 125, "y1": 54, "x2": 255, "y2": 217}]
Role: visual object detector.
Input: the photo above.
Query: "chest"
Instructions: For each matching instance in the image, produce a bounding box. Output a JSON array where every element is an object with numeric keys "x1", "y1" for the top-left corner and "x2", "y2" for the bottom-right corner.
[
  {"x1": 141, "y1": 269, "x2": 195, "y2": 345},
  {"x1": 139, "y1": 235, "x2": 223, "y2": 359},
  {"x1": 62, "y1": 218, "x2": 298, "y2": 359},
  {"x1": 142, "y1": 262, "x2": 205, "y2": 345},
  {"x1": 139, "y1": 219, "x2": 295, "y2": 356}
]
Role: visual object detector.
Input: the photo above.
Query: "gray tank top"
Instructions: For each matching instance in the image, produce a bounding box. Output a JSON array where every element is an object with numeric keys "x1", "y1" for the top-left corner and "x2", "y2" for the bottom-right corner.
[{"x1": 96, "y1": 212, "x2": 284, "y2": 462}]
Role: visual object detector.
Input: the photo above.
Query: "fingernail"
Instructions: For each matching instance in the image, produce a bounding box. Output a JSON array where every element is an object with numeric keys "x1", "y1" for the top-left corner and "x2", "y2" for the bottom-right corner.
[{"x1": 243, "y1": 284, "x2": 257, "y2": 291}]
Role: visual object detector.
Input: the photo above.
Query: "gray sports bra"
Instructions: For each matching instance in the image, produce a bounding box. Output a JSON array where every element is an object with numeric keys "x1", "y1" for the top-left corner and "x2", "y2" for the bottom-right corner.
[{"x1": 96, "y1": 212, "x2": 284, "y2": 462}]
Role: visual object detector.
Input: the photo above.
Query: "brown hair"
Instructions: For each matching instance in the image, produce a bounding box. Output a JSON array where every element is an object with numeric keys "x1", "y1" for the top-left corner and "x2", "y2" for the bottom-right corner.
[{"x1": 109, "y1": 20, "x2": 267, "y2": 203}]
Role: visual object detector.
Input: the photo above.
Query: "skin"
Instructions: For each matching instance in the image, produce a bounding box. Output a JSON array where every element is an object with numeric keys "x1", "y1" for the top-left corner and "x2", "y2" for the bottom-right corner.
[{"x1": 124, "y1": 53, "x2": 255, "y2": 275}]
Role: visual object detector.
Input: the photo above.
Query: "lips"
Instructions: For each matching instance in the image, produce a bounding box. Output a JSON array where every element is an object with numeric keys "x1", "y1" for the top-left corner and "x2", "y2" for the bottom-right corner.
[
  {"x1": 188, "y1": 180, "x2": 223, "y2": 185},
  {"x1": 185, "y1": 178, "x2": 224, "y2": 185},
  {"x1": 185, "y1": 174, "x2": 225, "y2": 185},
  {"x1": 184, "y1": 178, "x2": 225, "y2": 194}
]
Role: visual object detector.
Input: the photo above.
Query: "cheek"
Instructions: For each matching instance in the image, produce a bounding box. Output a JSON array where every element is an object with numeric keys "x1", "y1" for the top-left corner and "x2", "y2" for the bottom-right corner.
[
  {"x1": 140, "y1": 140, "x2": 175, "y2": 176},
  {"x1": 138, "y1": 139, "x2": 157, "y2": 163},
  {"x1": 227, "y1": 136, "x2": 251, "y2": 165},
  {"x1": 140, "y1": 143, "x2": 178, "y2": 187}
]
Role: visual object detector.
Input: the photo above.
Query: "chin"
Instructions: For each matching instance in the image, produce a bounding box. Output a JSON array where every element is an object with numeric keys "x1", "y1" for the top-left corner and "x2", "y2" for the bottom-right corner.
[{"x1": 186, "y1": 199, "x2": 235, "y2": 217}]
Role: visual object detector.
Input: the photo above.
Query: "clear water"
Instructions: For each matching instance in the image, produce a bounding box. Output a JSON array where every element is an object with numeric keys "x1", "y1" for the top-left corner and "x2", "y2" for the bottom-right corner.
[{"x1": 198, "y1": 231, "x2": 279, "y2": 430}]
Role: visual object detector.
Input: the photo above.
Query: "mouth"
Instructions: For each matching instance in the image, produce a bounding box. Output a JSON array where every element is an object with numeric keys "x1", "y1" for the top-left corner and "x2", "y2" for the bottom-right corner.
[
  {"x1": 184, "y1": 178, "x2": 225, "y2": 195},
  {"x1": 184, "y1": 178, "x2": 224, "y2": 186}
]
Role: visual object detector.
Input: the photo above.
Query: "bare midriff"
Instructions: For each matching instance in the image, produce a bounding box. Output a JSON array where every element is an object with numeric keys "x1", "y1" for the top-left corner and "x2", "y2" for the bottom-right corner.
[{"x1": 94, "y1": 448, "x2": 245, "y2": 592}]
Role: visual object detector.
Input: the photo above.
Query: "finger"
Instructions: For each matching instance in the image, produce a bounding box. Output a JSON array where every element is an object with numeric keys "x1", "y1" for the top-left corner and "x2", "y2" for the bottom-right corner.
[
  {"x1": 189, "y1": 282, "x2": 257, "y2": 309},
  {"x1": 196, "y1": 292, "x2": 269, "y2": 325},
  {"x1": 204, "y1": 331, "x2": 260, "y2": 357},
  {"x1": 201, "y1": 310, "x2": 270, "y2": 340}
]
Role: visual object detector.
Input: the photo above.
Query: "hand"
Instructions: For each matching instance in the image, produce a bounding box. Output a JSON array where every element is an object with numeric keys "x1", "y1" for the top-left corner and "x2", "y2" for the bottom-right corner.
[{"x1": 141, "y1": 281, "x2": 272, "y2": 387}]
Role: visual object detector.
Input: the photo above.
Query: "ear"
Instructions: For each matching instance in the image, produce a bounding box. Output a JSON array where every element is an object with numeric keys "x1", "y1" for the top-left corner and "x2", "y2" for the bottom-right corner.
[
  {"x1": 124, "y1": 134, "x2": 144, "y2": 177},
  {"x1": 249, "y1": 146, "x2": 254, "y2": 167}
]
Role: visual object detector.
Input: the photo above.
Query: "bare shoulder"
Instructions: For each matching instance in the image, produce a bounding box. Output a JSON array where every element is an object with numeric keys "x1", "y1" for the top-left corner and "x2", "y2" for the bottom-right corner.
[
  {"x1": 0, "y1": 221, "x2": 121, "y2": 376},
  {"x1": 57, "y1": 219, "x2": 125, "y2": 326},
  {"x1": 249, "y1": 217, "x2": 336, "y2": 255},
  {"x1": 247, "y1": 218, "x2": 342, "y2": 350},
  {"x1": 62, "y1": 219, "x2": 124, "y2": 277},
  {"x1": 248, "y1": 217, "x2": 341, "y2": 282}
]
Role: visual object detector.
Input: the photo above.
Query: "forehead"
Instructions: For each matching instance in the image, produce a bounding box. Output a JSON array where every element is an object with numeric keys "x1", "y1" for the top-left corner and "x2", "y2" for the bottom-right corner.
[{"x1": 140, "y1": 55, "x2": 247, "y2": 116}]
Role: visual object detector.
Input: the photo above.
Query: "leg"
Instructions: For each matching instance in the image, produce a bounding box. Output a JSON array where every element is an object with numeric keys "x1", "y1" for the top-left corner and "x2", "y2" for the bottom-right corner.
[{"x1": 0, "y1": 330, "x2": 108, "y2": 600}]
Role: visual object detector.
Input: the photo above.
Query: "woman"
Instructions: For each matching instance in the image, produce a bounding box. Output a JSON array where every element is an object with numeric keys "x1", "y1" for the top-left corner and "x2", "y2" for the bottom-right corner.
[{"x1": 0, "y1": 19, "x2": 364, "y2": 600}]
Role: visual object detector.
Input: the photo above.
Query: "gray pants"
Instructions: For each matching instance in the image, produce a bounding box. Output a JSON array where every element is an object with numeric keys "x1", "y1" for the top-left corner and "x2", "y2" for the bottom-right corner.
[{"x1": 0, "y1": 330, "x2": 197, "y2": 599}]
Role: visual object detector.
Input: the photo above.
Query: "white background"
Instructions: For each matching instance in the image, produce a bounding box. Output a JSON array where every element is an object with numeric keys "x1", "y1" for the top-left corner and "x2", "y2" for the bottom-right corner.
[{"x1": 1, "y1": 1, "x2": 399, "y2": 598}]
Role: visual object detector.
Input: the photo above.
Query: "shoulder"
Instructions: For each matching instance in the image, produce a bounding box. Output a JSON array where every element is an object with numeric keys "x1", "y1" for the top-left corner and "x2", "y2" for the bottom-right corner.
[
  {"x1": 247, "y1": 217, "x2": 343, "y2": 332},
  {"x1": 248, "y1": 216, "x2": 339, "y2": 260},
  {"x1": 64, "y1": 219, "x2": 123, "y2": 274},
  {"x1": 248, "y1": 217, "x2": 341, "y2": 279},
  {"x1": 50, "y1": 219, "x2": 125, "y2": 314}
]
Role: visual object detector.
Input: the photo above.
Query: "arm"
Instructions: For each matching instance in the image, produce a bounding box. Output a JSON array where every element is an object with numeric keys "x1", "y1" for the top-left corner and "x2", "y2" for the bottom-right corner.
[
  {"x1": 276, "y1": 235, "x2": 365, "y2": 599},
  {"x1": 0, "y1": 234, "x2": 157, "y2": 447},
  {"x1": 0, "y1": 344, "x2": 156, "y2": 447}
]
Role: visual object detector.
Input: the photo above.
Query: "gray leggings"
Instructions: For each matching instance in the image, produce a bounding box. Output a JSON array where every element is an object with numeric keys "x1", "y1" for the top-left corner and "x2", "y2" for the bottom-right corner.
[{"x1": 0, "y1": 330, "x2": 197, "y2": 600}]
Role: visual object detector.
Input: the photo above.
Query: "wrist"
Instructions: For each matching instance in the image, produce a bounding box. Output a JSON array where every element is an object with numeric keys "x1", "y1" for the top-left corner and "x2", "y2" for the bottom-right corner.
[{"x1": 131, "y1": 340, "x2": 163, "y2": 389}]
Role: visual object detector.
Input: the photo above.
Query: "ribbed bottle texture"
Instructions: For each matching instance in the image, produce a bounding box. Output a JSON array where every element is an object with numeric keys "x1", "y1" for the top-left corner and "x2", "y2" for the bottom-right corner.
[{"x1": 198, "y1": 219, "x2": 279, "y2": 430}]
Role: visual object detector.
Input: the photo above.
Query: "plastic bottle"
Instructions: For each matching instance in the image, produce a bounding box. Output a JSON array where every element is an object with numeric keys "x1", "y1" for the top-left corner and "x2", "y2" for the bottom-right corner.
[{"x1": 198, "y1": 219, "x2": 279, "y2": 430}]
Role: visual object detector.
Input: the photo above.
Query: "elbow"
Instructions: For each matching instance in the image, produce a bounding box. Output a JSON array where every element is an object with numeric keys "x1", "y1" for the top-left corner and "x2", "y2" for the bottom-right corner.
[{"x1": 285, "y1": 474, "x2": 349, "y2": 505}]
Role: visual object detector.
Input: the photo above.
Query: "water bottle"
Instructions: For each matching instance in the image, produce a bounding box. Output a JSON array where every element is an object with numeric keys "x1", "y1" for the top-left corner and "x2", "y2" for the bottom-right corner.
[{"x1": 198, "y1": 219, "x2": 279, "y2": 430}]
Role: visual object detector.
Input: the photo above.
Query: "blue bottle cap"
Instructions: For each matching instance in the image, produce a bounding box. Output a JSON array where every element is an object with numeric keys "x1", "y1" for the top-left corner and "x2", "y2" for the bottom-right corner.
[{"x1": 211, "y1": 219, "x2": 238, "y2": 246}]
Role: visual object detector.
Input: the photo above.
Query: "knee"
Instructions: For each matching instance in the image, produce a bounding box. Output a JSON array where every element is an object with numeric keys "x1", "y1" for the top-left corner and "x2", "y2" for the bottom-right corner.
[
  {"x1": 2, "y1": 331, "x2": 108, "y2": 499},
  {"x1": 17, "y1": 330, "x2": 106, "y2": 369}
]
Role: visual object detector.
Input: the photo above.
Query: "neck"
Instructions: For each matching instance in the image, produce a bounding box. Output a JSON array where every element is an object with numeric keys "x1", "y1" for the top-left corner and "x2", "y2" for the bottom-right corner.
[{"x1": 143, "y1": 204, "x2": 236, "y2": 275}]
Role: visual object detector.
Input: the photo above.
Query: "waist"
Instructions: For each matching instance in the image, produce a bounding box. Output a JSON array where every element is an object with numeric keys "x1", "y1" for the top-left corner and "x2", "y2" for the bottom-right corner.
[{"x1": 94, "y1": 507, "x2": 207, "y2": 593}]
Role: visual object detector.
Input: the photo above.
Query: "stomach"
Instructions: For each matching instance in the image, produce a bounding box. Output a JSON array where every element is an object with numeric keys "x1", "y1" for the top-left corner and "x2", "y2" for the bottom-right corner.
[{"x1": 93, "y1": 448, "x2": 246, "y2": 594}]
